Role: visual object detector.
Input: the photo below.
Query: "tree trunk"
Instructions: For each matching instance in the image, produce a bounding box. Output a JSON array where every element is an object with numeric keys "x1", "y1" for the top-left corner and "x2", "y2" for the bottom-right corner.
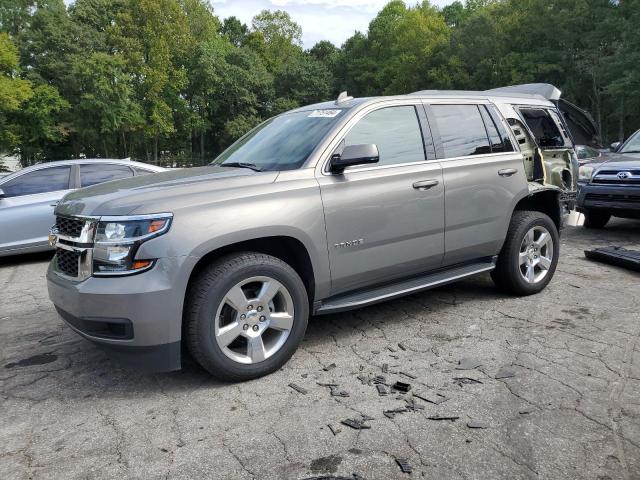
[
  {"x1": 121, "y1": 131, "x2": 128, "y2": 158},
  {"x1": 200, "y1": 131, "x2": 205, "y2": 164},
  {"x1": 618, "y1": 98, "x2": 625, "y2": 142},
  {"x1": 153, "y1": 136, "x2": 158, "y2": 164}
]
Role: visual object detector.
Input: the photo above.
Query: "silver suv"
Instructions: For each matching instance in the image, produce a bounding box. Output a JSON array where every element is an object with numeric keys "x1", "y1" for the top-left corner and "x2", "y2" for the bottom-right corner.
[{"x1": 47, "y1": 84, "x2": 584, "y2": 381}]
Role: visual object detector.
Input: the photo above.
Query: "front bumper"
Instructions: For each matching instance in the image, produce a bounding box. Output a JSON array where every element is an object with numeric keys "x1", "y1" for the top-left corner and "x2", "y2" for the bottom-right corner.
[
  {"x1": 577, "y1": 183, "x2": 640, "y2": 216},
  {"x1": 47, "y1": 255, "x2": 196, "y2": 372}
]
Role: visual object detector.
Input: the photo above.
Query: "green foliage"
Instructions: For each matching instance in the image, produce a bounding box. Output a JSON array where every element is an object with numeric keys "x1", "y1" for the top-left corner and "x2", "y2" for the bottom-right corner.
[{"x1": 0, "y1": 0, "x2": 636, "y2": 164}]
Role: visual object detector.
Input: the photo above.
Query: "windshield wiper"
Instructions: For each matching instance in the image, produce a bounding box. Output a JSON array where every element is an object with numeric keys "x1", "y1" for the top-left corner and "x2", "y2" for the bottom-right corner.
[
  {"x1": 621, "y1": 150, "x2": 640, "y2": 154},
  {"x1": 218, "y1": 162, "x2": 262, "y2": 172}
]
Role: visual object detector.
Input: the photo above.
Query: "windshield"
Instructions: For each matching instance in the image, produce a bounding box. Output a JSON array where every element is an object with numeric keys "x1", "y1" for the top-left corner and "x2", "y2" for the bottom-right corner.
[
  {"x1": 620, "y1": 131, "x2": 640, "y2": 154},
  {"x1": 213, "y1": 109, "x2": 344, "y2": 171}
]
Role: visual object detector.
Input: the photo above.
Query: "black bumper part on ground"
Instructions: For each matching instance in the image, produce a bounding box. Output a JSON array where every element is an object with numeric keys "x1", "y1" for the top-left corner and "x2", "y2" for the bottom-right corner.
[
  {"x1": 56, "y1": 307, "x2": 182, "y2": 372},
  {"x1": 584, "y1": 246, "x2": 640, "y2": 272}
]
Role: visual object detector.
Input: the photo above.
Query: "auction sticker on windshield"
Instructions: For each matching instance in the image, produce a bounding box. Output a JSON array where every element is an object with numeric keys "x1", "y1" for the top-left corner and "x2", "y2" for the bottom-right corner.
[{"x1": 308, "y1": 109, "x2": 342, "y2": 118}]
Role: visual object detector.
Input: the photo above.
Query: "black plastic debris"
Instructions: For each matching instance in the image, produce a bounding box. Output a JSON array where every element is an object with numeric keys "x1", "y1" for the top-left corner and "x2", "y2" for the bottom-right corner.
[
  {"x1": 376, "y1": 384, "x2": 389, "y2": 396},
  {"x1": 413, "y1": 392, "x2": 448, "y2": 405},
  {"x1": 373, "y1": 375, "x2": 387, "y2": 385},
  {"x1": 519, "y1": 408, "x2": 533, "y2": 415},
  {"x1": 404, "y1": 398, "x2": 425, "y2": 412},
  {"x1": 396, "y1": 458, "x2": 412, "y2": 474},
  {"x1": 466, "y1": 420, "x2": 489, "y2": 429},
  {"x1": 456, "y1": 357, "x2": 483, "y2": 370},
  {"x1": 382, "y1": 363, "x2": 389, "y2": 373},
  {"x1": 328, "y1": 424, "x2": 341, "y2": 436},
  {"x1": 356, "y1": 374, "x2": 369, "y2": 385},
  {"x1": 387, "y1": 345, "x2": 397, "y2": 353},
  {"x1": 428, "y1": 415, "x2": 459, "y2": 421},
  {"x1": 303, "y1": 475, "x2": 364, "y2": 480},
  {"x1": 398, "y1": 342, "x2": 407, "y2": 351},
  {"x1": 323, "y1": 363, "x2": 337, "y2": 372},
  {"x1": 453, "y1": 377, "x2": 483, "y2": 387},
  {"x1": 341, "y1": 416, "x2": 372, "y2": 430},
  {"x1": 383, "y1": 407, "x2": 407, "y2": 419},
  {"x1": 318, "y1": 383, "x2": 350, "y2": 397},
  {"x1": 288, "y1": 383, "x2": 308, "y2": 395},
  {"x1": 585, "y1": 246, "x2": 640, "y2": 272},
  {"x1": 399, "y1": 371, "x2": 416, "y2": 379},
  {"x1": 494, "y1": 366, "x2": 517, "y2": 379},
  {"x1": 392, "y1": 381, "x2": 411, "y2": 393}
]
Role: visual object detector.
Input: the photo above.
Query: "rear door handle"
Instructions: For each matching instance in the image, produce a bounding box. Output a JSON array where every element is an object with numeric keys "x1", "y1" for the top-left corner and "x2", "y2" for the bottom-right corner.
[
  {"x1": 412, "y1": 179, "x2": 439, "y2": 190},
  {"x1": 498, "y1": 168, "x2": 518, "y2": 177}
]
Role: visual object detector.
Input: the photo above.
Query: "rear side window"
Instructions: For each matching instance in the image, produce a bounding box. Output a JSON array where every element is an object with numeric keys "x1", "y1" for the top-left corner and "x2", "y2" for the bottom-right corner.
[
  {"x1": 344, "y1": 106, "x2": 426, "y2": 166},
  {"x1": 80, "y1": 164, "x2": 133, "y2": 187},
  {"x1": 1, "y1": 166, "x2": 71, "y2": 197},
  {"x1": 519, "y1": 108, "x2": 565, "y2": 148},
  {"x1": 481, "y1": 105, "x2": 515, "y2": 153},
  {"x1": 431, "y1": 105, "x2": 491, "y2": 158}
]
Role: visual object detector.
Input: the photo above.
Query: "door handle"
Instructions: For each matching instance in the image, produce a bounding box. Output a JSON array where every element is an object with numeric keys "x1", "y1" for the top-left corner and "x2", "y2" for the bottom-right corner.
[
  {"x1": 498, "y1": 168, "x2": 518, "y2": 177},
  {"x1": 412, "y1": 179, "x2": 439, "y2": 190}
]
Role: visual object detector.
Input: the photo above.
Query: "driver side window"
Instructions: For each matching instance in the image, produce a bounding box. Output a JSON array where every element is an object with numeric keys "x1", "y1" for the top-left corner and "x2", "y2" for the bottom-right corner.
[{"x1": 344, "y1": 106, "x2": 426, "y2": 167}]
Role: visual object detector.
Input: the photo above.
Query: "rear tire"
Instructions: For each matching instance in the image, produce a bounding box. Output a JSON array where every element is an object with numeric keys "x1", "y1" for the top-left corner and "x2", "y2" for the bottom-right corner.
[
  {"x1": 583, "y1": 209, "x2": 611, "y2": 229},
  {"x1": 185, "y1": 252, "x2": 309, "y2": 381},
  {"x1": 491, "y1": 210, "x2": 559, "y2": 296}
]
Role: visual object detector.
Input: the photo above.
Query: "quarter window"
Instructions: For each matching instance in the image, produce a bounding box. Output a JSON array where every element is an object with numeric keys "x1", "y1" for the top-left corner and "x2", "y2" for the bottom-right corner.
[
  {"x1": 431, "y1": 105, "x2": 491, "y2": 158},
  {"x1": 80, "y1": 164, "x2": 133, "y2": 187},
  {"x1": 1, "y1": 166, "x2": 71, "y2": 197},
  {"x1": 519, "y1": 108, "x2": 565, "y2": 148},
  {"x1": 343, "y1": 106, "x2": 426, "y2": 166}
]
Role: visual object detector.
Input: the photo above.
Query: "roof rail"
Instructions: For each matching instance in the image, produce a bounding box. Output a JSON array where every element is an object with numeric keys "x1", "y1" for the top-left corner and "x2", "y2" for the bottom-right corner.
[{"x1": 335, "y1": 91, "x2": 353, "y2": 105}]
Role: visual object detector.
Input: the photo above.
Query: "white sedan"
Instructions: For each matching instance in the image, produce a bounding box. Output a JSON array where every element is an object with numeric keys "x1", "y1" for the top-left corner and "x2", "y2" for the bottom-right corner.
[{"x1": 0, "y1": 159, "x2": 165, "y2": 256}]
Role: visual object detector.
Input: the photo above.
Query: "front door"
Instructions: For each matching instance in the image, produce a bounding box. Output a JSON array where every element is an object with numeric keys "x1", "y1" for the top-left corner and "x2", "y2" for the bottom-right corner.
[
  {"x1": 317, "y1": 104, "x2": 445, "y2": 295},
  {"x1": 0, "y1": 165, "x2": 73, "y2": 253}
]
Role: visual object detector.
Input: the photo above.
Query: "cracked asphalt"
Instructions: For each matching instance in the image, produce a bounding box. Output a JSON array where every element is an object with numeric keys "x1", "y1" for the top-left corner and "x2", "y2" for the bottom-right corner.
[{"x1": 1, "y1": 219, "x2": 639, "y2": 480}]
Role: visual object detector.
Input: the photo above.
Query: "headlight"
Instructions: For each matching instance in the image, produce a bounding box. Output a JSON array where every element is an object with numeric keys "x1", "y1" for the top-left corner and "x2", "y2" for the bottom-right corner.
[
  {"x1": 92, "y1": 213, "x2": 172, "y2": 276},
  {"x1": 578, "y1": 165, "x2": 594, "y2": 181}
]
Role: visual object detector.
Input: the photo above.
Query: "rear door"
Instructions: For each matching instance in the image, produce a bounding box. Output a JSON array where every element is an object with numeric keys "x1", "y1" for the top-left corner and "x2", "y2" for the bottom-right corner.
[
  {"x1": 0, "y1": 165, "x2": 73, "y2": 252},
  {"x1": 79, "y1": 163, "x2": 134, "y2": 187},
  {"x1": 317, "y1": 102, "x2": 445, "y2": 295},
  {"x1": 426, "y1": 102, "x2": 528, "y2": 266}
]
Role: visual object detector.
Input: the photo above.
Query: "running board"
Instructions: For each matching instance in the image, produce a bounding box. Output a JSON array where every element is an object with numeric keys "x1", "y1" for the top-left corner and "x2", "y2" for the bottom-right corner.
[{"x1": 314, "y1": 259, "x2": 496, "y2": 315}]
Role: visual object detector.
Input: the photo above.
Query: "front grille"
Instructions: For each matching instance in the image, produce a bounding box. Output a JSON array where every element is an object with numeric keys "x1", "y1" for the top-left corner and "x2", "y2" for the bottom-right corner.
[
  {"x1": 593, "y1": 169, "x2": 640, "y2": 185},
  {"x1": 585, "y1": 193, "x2": 640, "y2": 204},
  {"x1": 56, "y1": 215, "x2": 86, "y2": 238},
  {"x1": 56, "y1": 249, "x2": 80, "y2": 277}
]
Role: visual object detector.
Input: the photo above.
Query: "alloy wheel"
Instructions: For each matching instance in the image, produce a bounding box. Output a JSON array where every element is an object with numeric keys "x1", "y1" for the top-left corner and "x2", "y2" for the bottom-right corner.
[
  {"x1": 214, "y1": 276, "x2": 294, "y2": 364},
  {"x1": 518, "y1": 226, "x2": 554, "y2": 284}
]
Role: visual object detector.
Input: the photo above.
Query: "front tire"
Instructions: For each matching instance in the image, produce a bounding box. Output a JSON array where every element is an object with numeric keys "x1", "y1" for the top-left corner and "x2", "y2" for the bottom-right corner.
[
  {"x1": 583, "y1": 209, "x2": 611, "y2": 229},
  {"x1": 185, "y1": 252, "x2": 309, "y2": 381},
  {"x1": 491, "y1": 211, "x2": 559, "y2": 296}
]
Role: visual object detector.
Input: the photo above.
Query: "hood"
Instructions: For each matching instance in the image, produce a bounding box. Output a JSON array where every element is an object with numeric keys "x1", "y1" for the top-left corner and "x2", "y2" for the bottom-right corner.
[
  {"x1": 56, "y1": 166, "x2": 279, "y2": 217},
  {"x1": 593, "y1": 152, "x2": 640, "y2": 170}
]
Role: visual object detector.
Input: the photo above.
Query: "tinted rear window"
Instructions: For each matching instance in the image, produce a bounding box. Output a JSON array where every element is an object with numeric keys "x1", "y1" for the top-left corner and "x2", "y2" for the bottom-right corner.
[
  {"x1": 80, "y1": 164, "x2": 133, "y2": 187},
  {"x1": 431, "y1": 105, "x2": 491, "y2": 158},
  {"x1": 1, "y1": 166, "x2": 71, "y2": 197}
]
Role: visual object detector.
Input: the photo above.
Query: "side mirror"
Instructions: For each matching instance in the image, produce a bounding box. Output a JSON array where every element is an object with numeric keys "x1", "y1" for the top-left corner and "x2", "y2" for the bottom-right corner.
[
  {"x1": 0, "y1": 188, "x2": 5, "y2": 199},
  {"x1": 330, "y1": 144, "x2": 379, "y2": 173},
  {"x1": 610, "y1": 142, "x2": 621, "y2": 152}
]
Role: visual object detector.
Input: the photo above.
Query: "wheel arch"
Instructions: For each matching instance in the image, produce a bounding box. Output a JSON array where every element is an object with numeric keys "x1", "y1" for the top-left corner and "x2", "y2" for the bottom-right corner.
[{"x1": 185, "y1": 235, "x2": 318, "y2": 312}]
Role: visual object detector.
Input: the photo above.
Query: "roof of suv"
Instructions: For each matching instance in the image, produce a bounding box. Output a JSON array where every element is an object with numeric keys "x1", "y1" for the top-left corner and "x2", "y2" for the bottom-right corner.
[{"x1": 292, "y1": 83, "x2": 559, "y2": 115}]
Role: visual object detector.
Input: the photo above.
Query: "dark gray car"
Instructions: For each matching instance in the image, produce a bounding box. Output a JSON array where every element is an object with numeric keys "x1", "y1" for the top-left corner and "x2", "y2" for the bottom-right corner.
[
  {"x1": 0, "y1": 159, "x2": 165, "y2": 256},
  {"x1": 46, "y1": 84, "x2": 586, "y2": 381},
  {"x1": 577, "y1": 129, "x2": 640, "y2": 228}
]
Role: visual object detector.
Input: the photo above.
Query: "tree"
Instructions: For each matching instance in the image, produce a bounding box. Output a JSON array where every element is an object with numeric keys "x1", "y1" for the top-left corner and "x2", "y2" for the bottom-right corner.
[
  {"x1": 0, "y1": 32, "x2": 33, "y2": 167},
  {"x1": 221, "y1": 16, "x2": 248, "y2": 47},
  {"x1": 249, "y1": 10, "x2": 303, "y2": 71}
]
